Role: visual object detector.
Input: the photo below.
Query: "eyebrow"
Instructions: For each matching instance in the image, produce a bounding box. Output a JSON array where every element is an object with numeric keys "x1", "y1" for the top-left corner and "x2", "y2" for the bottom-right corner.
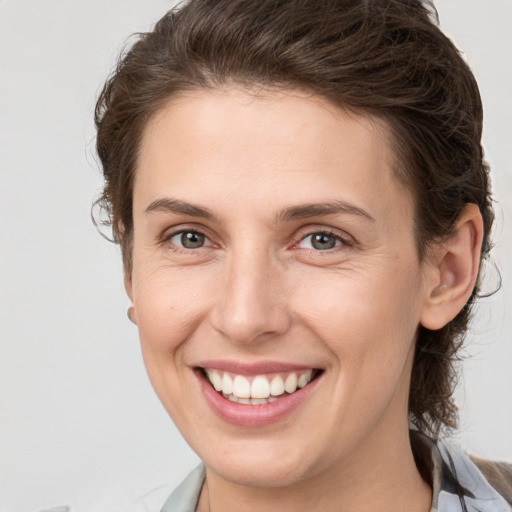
[
  {"x1": 144, "y1": 197, "x2": 374, "y2": 223},
  {"x1": 278, "y1": 201, "x2": 375, "y2": 222},
  {"x1": 145, "y1": 198, "x2": 213, "y2": 219}
]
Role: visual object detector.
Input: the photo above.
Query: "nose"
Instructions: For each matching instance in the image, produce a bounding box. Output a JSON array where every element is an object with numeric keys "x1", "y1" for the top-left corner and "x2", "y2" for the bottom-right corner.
[{"x1": 210, "y1": 248, "x2": 292, "y2": 345}]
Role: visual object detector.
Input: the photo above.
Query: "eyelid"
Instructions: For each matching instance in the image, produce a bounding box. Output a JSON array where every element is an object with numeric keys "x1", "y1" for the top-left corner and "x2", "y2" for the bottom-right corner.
[
  {"x1": 158, "y1": 224, "x2": 217, "y2": 250},
  {"x1": 171, "y1": 230, "x2": 213, "y2": 248},
  {"x1": 291, "y1": 226, "x2": 354, "y2": 251},
  {"x1": 156, "y1": 223, "x2": 353, "y2": 252}
]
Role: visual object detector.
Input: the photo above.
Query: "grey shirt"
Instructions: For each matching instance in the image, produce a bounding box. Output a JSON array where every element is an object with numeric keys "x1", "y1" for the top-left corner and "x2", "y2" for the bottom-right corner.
[
  {"x1": 157, "y1": 437, "x2": 512, "y2": 512},
  {"x1": 40, "y1": 435, "x2": 512, "y2": 512}
]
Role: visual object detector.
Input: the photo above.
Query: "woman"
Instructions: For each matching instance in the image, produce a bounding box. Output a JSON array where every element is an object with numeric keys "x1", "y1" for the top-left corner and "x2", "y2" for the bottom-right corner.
[{"x1": 94, "y1": 0, "x2": 511, "y2": 511}]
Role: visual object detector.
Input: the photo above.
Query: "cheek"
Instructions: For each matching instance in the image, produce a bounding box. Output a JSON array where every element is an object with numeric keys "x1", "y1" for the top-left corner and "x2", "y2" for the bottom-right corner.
[
  {"x1": 130, "y1": 267, "x2": 215, "y2": 418},
  {"x1": 132, "y1": 265, "x2": 214, "y2": 356},
  {"x1": 292, "y1": 261, "x2": 423, "y2": 371}
]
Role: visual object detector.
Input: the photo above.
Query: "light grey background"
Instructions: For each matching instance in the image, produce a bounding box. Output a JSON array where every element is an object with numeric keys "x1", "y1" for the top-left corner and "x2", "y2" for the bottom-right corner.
[{"x1": 0, "y1": 1, "x2": 511, "y2": 511}]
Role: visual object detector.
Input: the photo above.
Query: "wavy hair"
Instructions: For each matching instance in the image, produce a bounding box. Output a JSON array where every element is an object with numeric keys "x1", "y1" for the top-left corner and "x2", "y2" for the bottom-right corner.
[{"x1": 95, "y1": 0, "x2": 494, "y2": 434}]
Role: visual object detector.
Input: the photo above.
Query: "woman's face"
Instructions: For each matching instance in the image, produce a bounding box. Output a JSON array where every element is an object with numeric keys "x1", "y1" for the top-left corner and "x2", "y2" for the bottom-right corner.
[{"x1": 128, "y1": 88, "x2": 435, "y2": 487}]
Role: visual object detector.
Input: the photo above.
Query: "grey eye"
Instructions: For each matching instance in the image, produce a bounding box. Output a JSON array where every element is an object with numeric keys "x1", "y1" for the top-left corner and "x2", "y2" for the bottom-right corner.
[
  {"x1": 311, "y1": 233, "x2": 337, "y2": 250},
  {"x1": 171, "y1": 231, "x2": 206, "y2": 249},
  {"x1": 298, "y1": 232, "x2": 342, "y2": 251}
]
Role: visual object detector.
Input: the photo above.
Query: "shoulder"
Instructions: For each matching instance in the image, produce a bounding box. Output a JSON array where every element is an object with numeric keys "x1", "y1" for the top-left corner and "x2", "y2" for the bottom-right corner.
[
  {"x1": 435, "y1": 438, "x2": 512, "y2": 511},
  {"x1": 119, "y1": 484, "x2": 178, "y2": 512},
  {"x1": 38, "y1": 465, "x2": 205, "y2": 512},
  {"x1": 470, "y1": 455, "x2": 512, "y2": 507}
]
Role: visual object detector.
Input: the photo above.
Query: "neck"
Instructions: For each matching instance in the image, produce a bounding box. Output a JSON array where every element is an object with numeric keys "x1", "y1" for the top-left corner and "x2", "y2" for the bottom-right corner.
[{"x1": 197, "y1": 423, "x2": 432, "y2": 512}]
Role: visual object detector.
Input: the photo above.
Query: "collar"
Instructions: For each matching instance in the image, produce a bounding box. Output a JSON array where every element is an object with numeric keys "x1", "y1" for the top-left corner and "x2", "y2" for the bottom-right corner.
[
  {"x1": 160, "y1": 436, "x2": 511, "y2": 512},
  {"x1": 412, "y1": 431, "x2": 511, "y2": 512}
]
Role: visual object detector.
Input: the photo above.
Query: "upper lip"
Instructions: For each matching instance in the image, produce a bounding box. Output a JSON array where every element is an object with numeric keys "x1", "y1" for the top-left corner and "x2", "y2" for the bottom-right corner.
[{"x1": 195, "y1": 360, "x2": 320, "y2": 376}]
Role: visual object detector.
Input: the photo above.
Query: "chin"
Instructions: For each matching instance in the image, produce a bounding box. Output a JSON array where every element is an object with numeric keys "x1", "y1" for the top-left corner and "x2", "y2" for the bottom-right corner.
[
  {"x1": 206, "y1": 449, "x2": 318, "y2": 489},
  {"x1": 182, "y1": 427, "x2": 331, "y2": 489}
]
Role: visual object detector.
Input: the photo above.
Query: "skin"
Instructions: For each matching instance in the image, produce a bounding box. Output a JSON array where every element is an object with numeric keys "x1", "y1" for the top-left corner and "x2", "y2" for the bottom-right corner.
[{"x1": 125, "y1": 88, "x2": 483, "y2": 512}]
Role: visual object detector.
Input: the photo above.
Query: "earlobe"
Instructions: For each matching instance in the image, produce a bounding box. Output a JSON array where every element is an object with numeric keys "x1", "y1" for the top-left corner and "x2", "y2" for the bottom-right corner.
[
  {"x1": 127, "y1": 305, "x2": 137, "y2": 324},
  {"x1": 420, "y1": 204, "x2": 484, "y2": 330}
]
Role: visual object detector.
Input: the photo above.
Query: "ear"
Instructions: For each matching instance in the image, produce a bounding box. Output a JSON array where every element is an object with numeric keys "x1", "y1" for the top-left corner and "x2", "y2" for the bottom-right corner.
[
  {"x1": 124, "y1": 272, "x2": 138, "y2": 325},
  {"x1": 420, "y1": 204, "x2": 484, "y2": 330}
]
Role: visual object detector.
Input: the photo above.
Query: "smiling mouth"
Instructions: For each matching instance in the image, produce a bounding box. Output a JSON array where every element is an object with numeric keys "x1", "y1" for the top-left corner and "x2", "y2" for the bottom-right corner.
[{"x1": 200, "y1": 368, "x2": 323, "y2": 405}]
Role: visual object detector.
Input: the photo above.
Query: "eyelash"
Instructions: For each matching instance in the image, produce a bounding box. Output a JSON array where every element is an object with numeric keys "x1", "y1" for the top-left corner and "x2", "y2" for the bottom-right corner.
[
  {"x1": 293, "y1": 229, "x2": 352, "y2": 253},
  {"x1": 160, "y1": 226, "x2": 352, "y2": 255},
  {"x1": 160, "y1": 228, "x2": 214, "y2": 252}
]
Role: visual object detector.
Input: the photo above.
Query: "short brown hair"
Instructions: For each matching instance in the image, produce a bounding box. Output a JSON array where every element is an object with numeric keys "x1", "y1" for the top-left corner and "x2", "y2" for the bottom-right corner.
[{"x1": 94, "y1": 0, "x2": 494, "y2": 434}]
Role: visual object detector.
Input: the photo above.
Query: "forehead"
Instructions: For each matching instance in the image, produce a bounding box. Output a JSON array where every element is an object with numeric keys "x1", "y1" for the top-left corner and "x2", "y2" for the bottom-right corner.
[
  {"x1": 142, "y1": 88, "x2": 392, "y2": 157},
  {"x1": 135, "y1": 88, "x2": 413, "y2": 222}
]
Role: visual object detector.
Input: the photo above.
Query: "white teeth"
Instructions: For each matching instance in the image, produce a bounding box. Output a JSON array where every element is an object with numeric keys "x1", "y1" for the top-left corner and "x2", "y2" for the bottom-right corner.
[
  {"x1": 222, "y1": 373, "x2": 233, "y2": 395},
  {"x1": 284, "y1": 373, "x2": 298, "y2": 394},
  {"x1": 205, "y1": 369, "x2": 317, "y2": 403},
  {"x1": 251, "y1": 376, "x2": 270, "y2": 399},
  {"x1": 207, "y1": 370, "x2": 222, "y2": 391},
  {"x1": 297, "y1": 370, "x2": 312, "y2": 388},
  {"x1": 251, "y1": 398, "x2": 268, "y2": 405},
  {"x1": 270, "y1": 375, "x2": 285, "y2": 396},
  {"x1": 232, "y1": 375, "x2": 251, "y2": 398}
]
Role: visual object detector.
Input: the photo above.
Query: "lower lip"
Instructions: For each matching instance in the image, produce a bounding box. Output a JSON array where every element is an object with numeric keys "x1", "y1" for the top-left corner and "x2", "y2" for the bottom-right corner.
[{"x1": 196, "y1": 370, "x2": 322, "y2": 427}]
